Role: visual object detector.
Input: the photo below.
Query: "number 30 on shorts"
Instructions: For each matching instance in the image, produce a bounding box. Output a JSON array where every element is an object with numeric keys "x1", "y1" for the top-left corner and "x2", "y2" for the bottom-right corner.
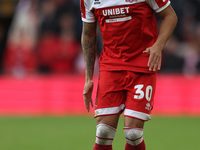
[{"x1": 134, "y1": 84, "x2": 153, "y2": 101}]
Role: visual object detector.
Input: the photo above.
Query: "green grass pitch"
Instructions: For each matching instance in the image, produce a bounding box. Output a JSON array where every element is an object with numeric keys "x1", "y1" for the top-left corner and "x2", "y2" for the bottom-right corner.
[{"x1": 0, "y1": 116, "x2": 199, "y2": 150}]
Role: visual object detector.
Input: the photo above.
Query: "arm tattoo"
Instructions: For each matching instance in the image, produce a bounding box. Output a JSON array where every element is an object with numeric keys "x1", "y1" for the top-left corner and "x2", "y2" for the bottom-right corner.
[{"x1": 81, "y1": 22, "x2": 97, "y2": 80}]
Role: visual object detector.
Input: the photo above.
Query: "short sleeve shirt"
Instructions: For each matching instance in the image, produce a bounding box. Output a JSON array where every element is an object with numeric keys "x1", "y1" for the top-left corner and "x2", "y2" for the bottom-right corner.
[{"x1": 81, "y1": 0, "x2": 171, "y2": 73}]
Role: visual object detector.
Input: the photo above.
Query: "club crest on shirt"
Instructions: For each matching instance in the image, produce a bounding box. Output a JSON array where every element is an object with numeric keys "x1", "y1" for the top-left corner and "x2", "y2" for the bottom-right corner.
[
  {"x1": 125, "y1": 0, "x2": 137, "y2": 3},
  {"x1": 94, "y1": 0, "x2": 101, "y2": 5}
]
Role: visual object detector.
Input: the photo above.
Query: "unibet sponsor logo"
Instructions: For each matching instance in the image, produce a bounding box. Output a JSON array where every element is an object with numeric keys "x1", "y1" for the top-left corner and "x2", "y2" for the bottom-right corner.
[{"x1": 102, "y1": 7, "x2": 130, "y2": 16}]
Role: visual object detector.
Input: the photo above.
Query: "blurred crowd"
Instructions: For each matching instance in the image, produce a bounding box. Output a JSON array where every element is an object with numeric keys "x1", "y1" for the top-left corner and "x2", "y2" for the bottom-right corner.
[{"x1": 0, "y1": 0, "x2": 200, "y2": 77}]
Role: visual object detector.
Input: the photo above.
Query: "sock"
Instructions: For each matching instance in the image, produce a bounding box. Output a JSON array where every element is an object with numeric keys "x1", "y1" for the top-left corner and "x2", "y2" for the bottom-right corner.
[
  {"x1": 125, "y1": 140, "x2": 146, "y2": 150},
  {"x1": 93, "y1": 143, "x2": 112, "y2": 150}
]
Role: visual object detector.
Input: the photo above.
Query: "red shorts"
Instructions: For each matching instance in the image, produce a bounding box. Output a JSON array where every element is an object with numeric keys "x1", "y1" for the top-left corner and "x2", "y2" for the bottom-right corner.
[{"x1": 95, "y1": 71, "x2": 157, "y2": 121}]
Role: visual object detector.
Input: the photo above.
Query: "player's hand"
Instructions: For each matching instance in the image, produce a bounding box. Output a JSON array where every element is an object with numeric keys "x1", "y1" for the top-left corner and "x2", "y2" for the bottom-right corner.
[
  {"x1": 143, "y1": 45, "x2": 162, "y2": 72},
  {"x1": 83, "y1": 80, "x2": 94, "y2": 112}
]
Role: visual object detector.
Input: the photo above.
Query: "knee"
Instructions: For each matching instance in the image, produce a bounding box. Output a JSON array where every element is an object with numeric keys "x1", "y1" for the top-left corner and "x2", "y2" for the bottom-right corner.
[
  {"x1": 95, "y1": 124, "x2": 116, "y2": 145},
  {"x1": 124, "y1": 127, "x2": 144, "y2": 146}
]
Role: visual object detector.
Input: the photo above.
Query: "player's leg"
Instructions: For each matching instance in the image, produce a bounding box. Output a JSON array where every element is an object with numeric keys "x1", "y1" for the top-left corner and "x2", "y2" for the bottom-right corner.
[
  {"x1": 93, "y1": 114, "x2": 121, "y2": 150},
  {"x1": 93, "y1": 71, "x2": 126, "y2": 150},
  {"x1": 123, "y1": 72, "x2": 157, "y2": 150},
  {"x1": 124, "y1": 117, "x2": 145, "y2": 150}
]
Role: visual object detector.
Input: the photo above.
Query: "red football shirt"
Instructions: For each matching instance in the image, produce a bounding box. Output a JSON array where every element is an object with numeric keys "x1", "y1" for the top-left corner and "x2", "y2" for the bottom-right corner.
[{"x1": 81, "y1": 0, "x2": 171, "y2": 73}]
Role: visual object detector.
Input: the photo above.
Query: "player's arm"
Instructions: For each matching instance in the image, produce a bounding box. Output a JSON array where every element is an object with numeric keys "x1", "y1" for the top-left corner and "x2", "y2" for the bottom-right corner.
[
  {"x1": 143, "y1": 5, "x2": 178, "y2": 71},
  {"x1": 81, "y1": 21, "x2": 97, "y2": 112}
]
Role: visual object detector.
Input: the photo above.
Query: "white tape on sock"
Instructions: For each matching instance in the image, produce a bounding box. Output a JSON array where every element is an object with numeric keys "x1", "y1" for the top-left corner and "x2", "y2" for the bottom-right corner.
[
  {"x1": 124, "y1": 127, "x2": 144, "y2": 146},
  {"x1": 95, "y1": 124, "x2": 116, "y2": 145}
]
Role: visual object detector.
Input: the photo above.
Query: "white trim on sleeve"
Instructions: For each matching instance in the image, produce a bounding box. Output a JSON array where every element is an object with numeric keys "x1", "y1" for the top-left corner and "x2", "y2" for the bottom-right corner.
[
  {"x1": 155, "y1": 1, "x2": 171, "y2": 13},
  {"x1": 82, "y1": 17, "x2": 96, "y2": 23},
  {"x1": 124, "y1": 109, "x2": 151, "y2": 121}
]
